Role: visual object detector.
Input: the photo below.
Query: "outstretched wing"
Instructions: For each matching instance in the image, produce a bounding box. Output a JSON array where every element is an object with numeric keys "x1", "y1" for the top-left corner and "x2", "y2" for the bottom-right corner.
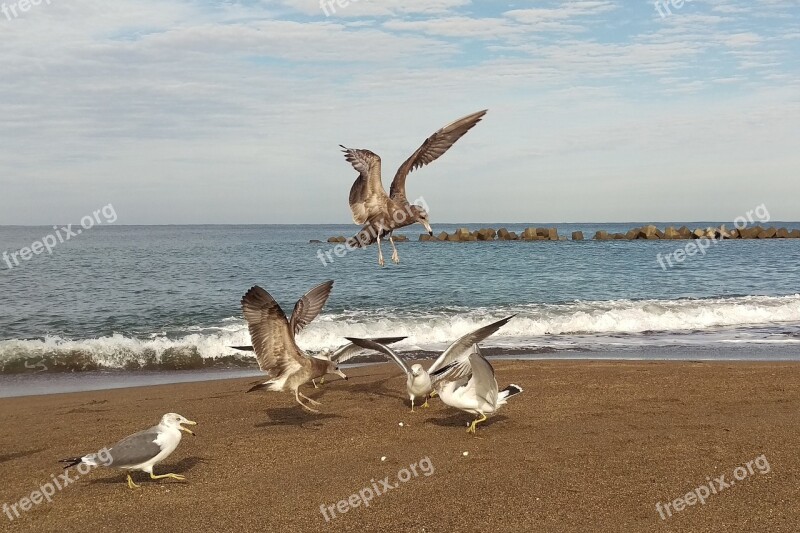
[
  {"x1": 331, "y1": 336, "x2": 407, "y2": 364},
  {"x1": 341, "y1": 146, "x2": 388, "y2": 225},
  {"x1": 389, "y1": 110, "x2": 487, "y2": 203},
  {"x1": 241, "y1": 286, "x2": 308, "y2": 377},
  {"x1": 289, "y1": 280, "x2": 334, "y2": 336},
  {"x1": 345, "y1": 337, "x2": 411, "y2": 376},
  {"x1": 428, "y1": 315, "x2": 513, "y2": 375},
  {"x1": 469, "y1": 347, "x2": 499, "y2": 407}
]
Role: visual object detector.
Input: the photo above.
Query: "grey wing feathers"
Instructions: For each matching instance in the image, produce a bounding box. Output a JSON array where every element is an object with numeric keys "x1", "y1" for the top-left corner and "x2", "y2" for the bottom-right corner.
[
  {"x1": 390, "y1": 110, "x2": 487, "y2": 203},
  {"x1": 468, "y1": 348, "x2": 499, "y2": 407},
  {"x1": 289, "y1": 280, "x2": 334, "y2": 336},
  {"x1": 345, "y1": 337, "x2": 411, "y2": 375},
  {"x1": 106, "y1": 427, "x2": 164, "y2": 468},
  {"x1": 428, "y1": 315, "x2": 513, "y2": 375},
  {"x1": 331, "y1": 336, "x2": 407, "y2": 364},
  {"x1": 241, "y1": 286, "x2": 308, "y2": 375},
  {"x1": 342, "y1": 146, "x2": 387, "y2": 225}
]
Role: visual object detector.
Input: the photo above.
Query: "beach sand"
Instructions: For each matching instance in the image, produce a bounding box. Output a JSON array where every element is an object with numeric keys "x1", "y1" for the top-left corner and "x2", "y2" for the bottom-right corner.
[{"x1": 1, "y1": 360, "x2": 799, "y2": 532}]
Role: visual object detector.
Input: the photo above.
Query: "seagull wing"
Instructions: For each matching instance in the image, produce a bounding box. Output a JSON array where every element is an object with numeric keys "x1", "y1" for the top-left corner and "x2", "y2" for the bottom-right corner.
[
  {"x1": 289, "y1": 280, "x2": 334, "y2": 336},
  {"x1": 241, "y1": 286, "x2": 309, "y2": 378},
  {"x1": 389, "y1": 110, "x2": 487, "y2": 204},
  {"x1": 345, "y1": 337, "x2": 411, "y2": 376},
  {"x1": 104, "y1": 425, "x2": 166, "y2": 469},
  {"x1": 469, "y1": 347, "x2": 499, "y2": 408},
  {"x1": 331, "y1": 336, "x2": 407, "y2": 364},
  {"x1": 341, "y1": 146, "x2": 388, "y2": 225},
  {"x1": 428, "y1": 315, "x2": 514, "y2": 375}
]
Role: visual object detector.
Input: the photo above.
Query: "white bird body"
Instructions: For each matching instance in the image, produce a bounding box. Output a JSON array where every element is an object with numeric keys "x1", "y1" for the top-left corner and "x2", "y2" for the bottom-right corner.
[
  {"x1": 437, "y1": 347, "x2": 523, "y2": 434},
  {"x1": 346, "y1": 315, "x2": 514, "y2": 411}
]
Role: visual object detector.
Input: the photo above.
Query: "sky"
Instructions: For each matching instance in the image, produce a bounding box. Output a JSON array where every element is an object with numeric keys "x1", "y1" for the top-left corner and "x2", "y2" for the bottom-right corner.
[{"x1": 1, "y1": 0, "x2": 798, "y2": 225}]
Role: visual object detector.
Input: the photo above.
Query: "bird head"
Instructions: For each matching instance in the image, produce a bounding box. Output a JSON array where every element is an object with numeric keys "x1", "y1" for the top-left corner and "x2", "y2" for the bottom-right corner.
[
  {"x1": 161, "y1": 413, "x2": 197, "y2": 436},
  {"x1": 410, "y1": 364, "x2": 424, "y2": 377},
  {"x1": 409, "y1": 205, "x2": 433, "y2": 235}
]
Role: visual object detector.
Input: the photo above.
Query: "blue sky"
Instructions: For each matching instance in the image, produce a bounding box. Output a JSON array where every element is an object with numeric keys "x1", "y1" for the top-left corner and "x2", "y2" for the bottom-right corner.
[{"x1": 1, "y1": 0, "x2": 798, "y2": 224}]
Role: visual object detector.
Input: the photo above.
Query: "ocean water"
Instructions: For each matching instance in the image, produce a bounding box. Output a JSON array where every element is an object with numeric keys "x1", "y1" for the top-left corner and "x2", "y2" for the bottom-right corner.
[{"x1": 1, "y1": 223, "x2": 800, "y2": 388}]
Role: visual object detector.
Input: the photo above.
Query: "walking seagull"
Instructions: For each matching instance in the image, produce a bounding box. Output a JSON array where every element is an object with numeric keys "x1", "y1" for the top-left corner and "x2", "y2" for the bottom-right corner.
[
  {"x1": 230, "y1": 337, "x2": 406, "y2": 387},
  {"x1": 437, "y1": 345, "x2": 523, "y2": 434},
  {"x1": 346, "y1": 315, "x2": 513, "y2": 411},
  {"x1": 59, "y1": 413, "x2": 197, "y2": 489},
  {"x1": 241, "y1": 283, "x2": 348, "y2": 413},
  {"x1": 341, "y1": 109, "x2": 488, "y2": 266}
]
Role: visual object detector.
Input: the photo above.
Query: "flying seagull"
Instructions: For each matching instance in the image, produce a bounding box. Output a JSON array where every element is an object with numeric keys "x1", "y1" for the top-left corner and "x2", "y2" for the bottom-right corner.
[
  {"x1": 437, "y1": 345, "x2": 523, "y2": 434},
  {"x1": 241, "y1": 283, "x2": 348, "y2": 413},
  {"x1": 341, "y1": 109, "x2": 488, "y2": 266},
  {"x1": 230, "y1": 336, "x2": 407, "y2": 386},
  {"x1": 346, "y1": 315, "x2": 513, "y2": 411},
  {"x1": 59, "y1": 413, "x2": 197, "y2": 489}
]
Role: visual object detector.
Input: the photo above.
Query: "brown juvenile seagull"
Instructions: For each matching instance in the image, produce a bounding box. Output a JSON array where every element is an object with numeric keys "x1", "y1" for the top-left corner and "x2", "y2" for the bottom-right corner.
[
  {"x1": 341, "y1": 109, "x2": 488, "y2": 266},
  {"x1": 241, "y1": 282, "x2": 347, "y2": 413}
]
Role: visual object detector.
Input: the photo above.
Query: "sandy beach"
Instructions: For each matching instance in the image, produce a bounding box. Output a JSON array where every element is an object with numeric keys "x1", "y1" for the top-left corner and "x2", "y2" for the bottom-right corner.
[{"x1": 1, "y1": 360, "x2": 799, "y2": 532}]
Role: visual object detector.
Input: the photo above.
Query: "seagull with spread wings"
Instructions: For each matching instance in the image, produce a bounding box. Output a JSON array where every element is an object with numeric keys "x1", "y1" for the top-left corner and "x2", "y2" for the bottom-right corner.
[
  {"x1": 241, "y1": 281, "x2": 348, "y2": 413},
  {"x1": 341, "y1": 109, "x2": 488, "y2": 266},
  {"x1": 436, "y1": 345, "x2": 523, "y2": 434},
  {"x1": 346, "y1": 315, "x2": 513, "y2": 411}
]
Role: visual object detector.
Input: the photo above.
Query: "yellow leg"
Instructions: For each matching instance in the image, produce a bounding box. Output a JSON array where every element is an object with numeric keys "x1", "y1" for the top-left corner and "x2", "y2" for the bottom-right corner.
[
  {"x1": 150, "y1": 472, "x2": 186, "y2": 481},
  {"x1": 429, "y1": 390, "x2": 438, "y2": 398},
  {"x1": 127, "y1": 473, "x2": 140, "y2": 489},
  {"x1": 319, "y1": 377, "x2": 325, "y2": 385},
  {"x1": 466, "y1": 413, "x2": 488, "y2": 434},
  {"x1": 422, "y1": 399, "x2": 429, "y2": 408}
]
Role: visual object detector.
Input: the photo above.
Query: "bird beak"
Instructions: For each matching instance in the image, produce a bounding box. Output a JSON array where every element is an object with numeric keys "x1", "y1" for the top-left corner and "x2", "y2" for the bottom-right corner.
[
  {"x1": 336, "y1": 369, "x2": 348, "y2": 380},
  {"x1": 421, "y1": 220, "x2": 433, "y2": 235},
  {"x1": 180, "y1": 420, "x2": 197, "y2": 436}
]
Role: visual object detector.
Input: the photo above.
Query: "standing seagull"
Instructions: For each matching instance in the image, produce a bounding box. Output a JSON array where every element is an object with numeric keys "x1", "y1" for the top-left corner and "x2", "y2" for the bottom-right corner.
[
  {"x1": 437, "y1": 346, "x2": 523, "y2": 434},
  {"x1": 341, "y1": 109, "x2": 488, "y2": 266},
  {"x1": 346, "y1": 315, "x2": 513, "y2": 411},
  {"x1": 241, "y1": 284, "x2": 347, "y2": 413},
  {"x1": 59, "y1": 413, "x2": 197, "y2": 489}
]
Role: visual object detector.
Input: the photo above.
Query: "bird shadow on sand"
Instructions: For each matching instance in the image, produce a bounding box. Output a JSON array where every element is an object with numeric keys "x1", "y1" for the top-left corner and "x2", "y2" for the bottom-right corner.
[
  {"x1": 89, "y1": 456, "x2": 205, "y2": 485},
  {"x1": 425, "y1": 413, "x2": 509, "y2": 430},
  {"x1": 254, "y1": 407, "x2": 342, "y2": 429},
  {"x1": 0, "y1": 448, "x2": 45, "y2": 464},
  {"x1": 343, "y1": 376, "x2": 407, "y2": 406}
]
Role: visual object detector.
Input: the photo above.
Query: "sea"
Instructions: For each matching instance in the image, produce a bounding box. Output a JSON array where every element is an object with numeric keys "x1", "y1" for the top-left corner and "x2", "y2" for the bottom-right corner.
[{"x1": 1, "y1": 223, "x2": 799, "y2": 397}]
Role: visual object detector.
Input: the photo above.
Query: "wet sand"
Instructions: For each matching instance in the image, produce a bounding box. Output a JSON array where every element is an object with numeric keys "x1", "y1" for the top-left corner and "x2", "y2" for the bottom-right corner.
[{"x1": 1, "y1": 360, "x2": 799, "y2": 532}]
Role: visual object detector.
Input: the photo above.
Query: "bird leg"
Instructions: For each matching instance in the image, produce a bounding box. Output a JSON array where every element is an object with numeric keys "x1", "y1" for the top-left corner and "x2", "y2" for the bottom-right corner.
[
  {"x1": 377, "y1": 234, "x2": 385, "y2": 267},
  {"x1": 389, "y1": 233, "x2": 400, "y2": 264},
  {"x1": 150, "y1": 472, "x2": 186, "y2": 481},
  {"x1": 299, "y1": 391, "x2": 322, "y2": 406},
  {"x1": 295, "y1": 390, "x2": 320, "y2": 413},
  {"x1": 127, "y1": 474, "x2": 140, "y2": 489},
  {"x1": 319, "y1": 377, "x2": 325, "y2": 385},
  {"x1": 410, "y1": 397, "x2": 415, "y2": 412},
  {"x1": 422, "y1": 399, "x2": 430, "y2": 408},
  {"x1": 467, "y1": 413, "x2": 488, "y2": 434},
  {"x1": 429, "y1": 390, "x2": 438, "y2": 398},
  {"x1": 312, "y1": 379, "x2": 318, "y2": 389}
]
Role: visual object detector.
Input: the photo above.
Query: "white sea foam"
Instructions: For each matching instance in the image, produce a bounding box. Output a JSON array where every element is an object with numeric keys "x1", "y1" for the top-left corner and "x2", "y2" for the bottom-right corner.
[{"x1": 1, "y1": 295, "x2": 799, "y2": 371}]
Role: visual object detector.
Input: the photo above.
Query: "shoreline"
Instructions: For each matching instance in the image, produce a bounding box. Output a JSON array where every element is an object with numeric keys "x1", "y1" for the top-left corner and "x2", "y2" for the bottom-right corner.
[
  {"x1": 5, "y1": 350, "x2": 800, "y2": 399},
  {"x1": 2, "y1": 360, "x2": 799, "y2": 532}
]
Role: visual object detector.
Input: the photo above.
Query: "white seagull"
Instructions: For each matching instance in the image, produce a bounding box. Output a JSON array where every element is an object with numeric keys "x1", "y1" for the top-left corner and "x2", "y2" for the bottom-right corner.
[
  {"x1": 59, "y1": 413, "x2": 197, "y2": 489},
  {"x1": 437, "y1": 345, "x2": 523, "y2": 434},
  {"x1": 346, "y1": 315, "x2": 513, "y2": 411}
]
